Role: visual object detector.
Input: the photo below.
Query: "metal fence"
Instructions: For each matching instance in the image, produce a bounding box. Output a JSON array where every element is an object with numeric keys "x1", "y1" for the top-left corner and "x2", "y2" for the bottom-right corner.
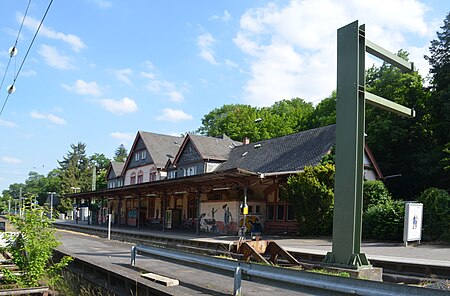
[{"x1": 131, "y1": 244, "x2": 447, "y2": 296}]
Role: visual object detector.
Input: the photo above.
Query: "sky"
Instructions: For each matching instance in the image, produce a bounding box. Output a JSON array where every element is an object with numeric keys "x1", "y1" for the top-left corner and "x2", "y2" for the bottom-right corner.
[{"x1": 0, "y1": 0, "x2": 448, "y2": 192}]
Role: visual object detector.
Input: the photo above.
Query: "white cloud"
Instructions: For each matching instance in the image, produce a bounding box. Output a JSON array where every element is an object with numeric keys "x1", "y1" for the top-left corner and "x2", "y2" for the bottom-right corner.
[
  {"x1": 20, "y1": 69, "x2": 37, "y2": 77},
  {"x1": 20, "y1": 14, "x2": 85, "y2": 52},
  {"x1": 234, "y1": 0, "x2": 435, "y2": 106},
  {"x1": 93, "y1": 0, "x2": 112, "y2": 9},
  {"x1": 111, "y1": 132, "x2": 134, "y2": 143},
  {"x1": 110, "y1": 68, "x2": 133, "y2": 85},
  {"x1": 156, "y1": 108, "x2": 193, "y2": 122},
  {"x1": 30, "y1": 111, "x2": 66, "y2": 125},
  {"x1": 225, "y1": 59, "x2": 238, "y2": 68},
  {"x1": 197, "y1": 33, "x2": 219, "y2": 65},
  {"x1": 141, "y1": 70, "x2": 185, "y2": 102},
  {"x1": 167, "y1": 91, "x2": 184, "y2": 103},
  {"x1": 210, "y1": 10, "x2": 231, "y2": 22},
  {"x1": 62, "y1": 79, "x2": 103, "y2": 96},
  {"x1": 99, "y1": 97, "x2": 137, "y2": 115},
  {"x1": 0, "y1": 119, "x2": 17, "y2": 128},
  {"x1": 38, "y1": 44, "x2": 74, "y2": 70},
  {"x1": 1, "y1": 156, "x2": 22, "y2": 164}
]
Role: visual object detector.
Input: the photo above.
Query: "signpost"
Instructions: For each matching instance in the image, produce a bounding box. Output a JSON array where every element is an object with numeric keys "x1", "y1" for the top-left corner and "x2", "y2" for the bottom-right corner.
[{"x1": 324, "y1": 20, "x2": 415, "y2": 269}]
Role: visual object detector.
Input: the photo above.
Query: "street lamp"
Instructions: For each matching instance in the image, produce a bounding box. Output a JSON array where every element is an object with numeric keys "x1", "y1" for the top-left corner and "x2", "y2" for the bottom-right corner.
[{"x1": 48, "y1": 192, "x2": 56, "y2": 220}]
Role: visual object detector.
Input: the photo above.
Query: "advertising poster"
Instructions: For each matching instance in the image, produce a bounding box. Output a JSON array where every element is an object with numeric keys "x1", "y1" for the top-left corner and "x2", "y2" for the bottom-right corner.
[{"x1": 403, "y1": 202, "x2": 423, "y2": 246}]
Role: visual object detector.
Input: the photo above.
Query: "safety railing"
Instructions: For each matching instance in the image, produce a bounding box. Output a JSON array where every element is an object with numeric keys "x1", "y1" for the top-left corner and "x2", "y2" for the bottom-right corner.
[{"x1": 131, "y1": 244, "x2": 446, "y2": 296}]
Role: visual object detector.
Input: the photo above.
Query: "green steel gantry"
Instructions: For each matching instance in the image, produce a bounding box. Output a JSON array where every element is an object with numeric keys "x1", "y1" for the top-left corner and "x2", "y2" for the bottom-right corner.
[{"x1": 324, "y1": 20, "x2": 415, "y2": 268}]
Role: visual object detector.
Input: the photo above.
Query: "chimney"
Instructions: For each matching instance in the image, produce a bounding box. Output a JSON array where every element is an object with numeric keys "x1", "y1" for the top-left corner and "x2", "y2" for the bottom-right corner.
[{"x1": 243, "y1": 137, "x2": 250, "y2": 145}]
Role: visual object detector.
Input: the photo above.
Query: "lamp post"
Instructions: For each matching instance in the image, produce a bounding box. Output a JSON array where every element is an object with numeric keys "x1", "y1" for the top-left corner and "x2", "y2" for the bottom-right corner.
[{"x1": 48, "y1": 192, "x2": 56, "y2": 219}]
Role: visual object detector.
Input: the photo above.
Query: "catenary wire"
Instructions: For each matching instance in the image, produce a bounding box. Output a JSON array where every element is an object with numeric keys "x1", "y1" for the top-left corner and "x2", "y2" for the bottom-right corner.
[
  {"x1": 0, "y1": 0, "x2": 54, "y2": 118},
  {"x1": 0, "y1": 0, "x2": 32, "y2": 96}
]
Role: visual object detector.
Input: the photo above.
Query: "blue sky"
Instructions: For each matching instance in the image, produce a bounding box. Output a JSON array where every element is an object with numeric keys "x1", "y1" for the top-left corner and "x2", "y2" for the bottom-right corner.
[{"x1": 0, "y1": 0, "x2": 448, "y2": 192}]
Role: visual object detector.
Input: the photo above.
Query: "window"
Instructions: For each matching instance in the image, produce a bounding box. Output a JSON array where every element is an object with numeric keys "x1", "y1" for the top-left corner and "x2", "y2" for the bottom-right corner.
[
  {"x1": 137, "y1": 171, "x2": 143, "y2": 184},
  {"x1": 141, "y1": 150, "x2": 147, "y2": 159},
  {"x1": 267, "y1": 205, "x2": 274, "y2": 221},
  {"x1": 248, "y1": 205, "x2": 253, "y2": 213},
  {"x1": 149, "y1": 172, "x2": 156, "y2": 182},
  {"x1": 168, "y1": 170, "x2": 177, "y2": 179},
  {"x1": 130, "y1": 172, "x2": 136, "y2": 185},
  {"x1": 255, "y1": 205, "x2": 261, "y2": 214},
  {"x1": 186, "y1": 166, "x2": 196, "y2": 176},
  {"x1": 135, "y1": 152, "x2": 140, "y2": 161},
  {"x1": 287, "y1": 204, "x2": 295, "y2": 221},
  {"x1": 276, "y1": 205, "x2": 285, "y2": 221}
]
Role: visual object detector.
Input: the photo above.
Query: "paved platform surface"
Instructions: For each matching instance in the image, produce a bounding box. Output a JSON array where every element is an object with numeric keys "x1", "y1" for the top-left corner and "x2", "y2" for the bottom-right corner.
[
  {"x1": 57, "y1": 229, "x2": 330, "y2": 295},
  {"x1": 55, "y1": 219, "x2": 450, "y2": 268}
]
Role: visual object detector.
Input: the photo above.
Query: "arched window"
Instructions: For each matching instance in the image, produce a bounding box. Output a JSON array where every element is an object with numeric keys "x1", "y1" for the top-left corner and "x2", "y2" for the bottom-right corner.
[
  {"x1": 130, "y1": 172, "x2": 136, "y2": 185},
  {"x1": 137, "y1": 170, "x2": 144, "y2": 183}
]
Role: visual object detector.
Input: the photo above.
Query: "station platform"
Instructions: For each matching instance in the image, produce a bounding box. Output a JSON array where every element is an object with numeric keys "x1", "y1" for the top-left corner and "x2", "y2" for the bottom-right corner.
[
  {"x1": 54, "y1": 219, "x2": 450, "y2": 272},
  {"x1": 55, "y1": 219, "x2": 450, "y2": 295}
]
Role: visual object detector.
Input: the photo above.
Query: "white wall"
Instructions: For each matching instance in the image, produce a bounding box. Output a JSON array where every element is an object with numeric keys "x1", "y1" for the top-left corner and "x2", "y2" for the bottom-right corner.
[{"x1": 124, "y1": 164, "x2": 160, "y2": 185}]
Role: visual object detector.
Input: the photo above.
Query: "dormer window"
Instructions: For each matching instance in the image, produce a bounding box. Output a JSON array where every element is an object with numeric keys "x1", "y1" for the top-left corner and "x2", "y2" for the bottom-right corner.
[
  {"x1": 135, "y1": 152, "x2": 140, "y2": 161},
  {"x1": 141, "y1": 150, "x2": 147, "y2": 159}
]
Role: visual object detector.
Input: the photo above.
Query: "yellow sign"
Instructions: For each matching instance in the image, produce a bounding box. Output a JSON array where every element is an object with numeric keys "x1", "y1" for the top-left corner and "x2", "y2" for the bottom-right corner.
[{"x1": 243, "y1": 207, "x2": 248, "y2": 215}]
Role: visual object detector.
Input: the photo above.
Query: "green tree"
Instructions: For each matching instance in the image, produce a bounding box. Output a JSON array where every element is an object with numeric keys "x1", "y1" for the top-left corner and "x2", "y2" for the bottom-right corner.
[
  {"x1": 113, "y1": 144, "x2": 128, "y2": 162},
  {"x1": 197, "y1": 98, "x2": 314, "y2": 142},
  {"x1": 363, "y1": 180, "x2": 392, "y2": 212},
  {"x1": 418, "y1": 188, "x2": 450, "y2": 241},
  {"x1": 2, "y1": 198, "x2": 72, "y2": 287},
  {"x1": 308, "y1": 91, "x2": 336, "y2": 128},
  {"x1": 281, "y1": 164, "x2": 335, "y2": 236},
  {"x1": 197, "y1": 104, "x2": 260, "y2": 141},
  {"x1": 425, "y1": 12, "x2": 450, "y2": 189},
  {"x1": 89, "y1": 153, "x2": 110, "y2": 190},
  {"x1": 58, "y1": 143, "x2": 90, "y2": 211},
  {"x1": 365, "y1": 50, "x2": 432, "y2": 198}
]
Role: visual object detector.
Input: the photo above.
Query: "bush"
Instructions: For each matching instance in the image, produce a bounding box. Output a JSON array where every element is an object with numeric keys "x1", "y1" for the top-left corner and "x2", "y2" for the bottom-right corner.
[
  {"x1": 2, "y1": 198, "x2": 73, "y2": 287},
  {"x1": 418, "y1": 188, "x2": 450, "y2": 241},
  {"x1": 363, "y1": 180, "x2": 391, "y2": 211},
  {"x1": 363, "y1": 199, "x2": 405, "y2": 241},
  {"x1": 282, "y1": 164, "x2": 334, "y2": 236}
]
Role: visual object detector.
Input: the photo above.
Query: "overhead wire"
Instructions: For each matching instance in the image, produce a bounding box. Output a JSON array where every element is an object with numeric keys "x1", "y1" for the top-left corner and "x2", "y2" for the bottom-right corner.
[
  {"x1": 0, "y1": 0, "x2": 32, "y2": 97},
  {"x1": 0, "y1": 0, "x2": 54, "y2": 118}
]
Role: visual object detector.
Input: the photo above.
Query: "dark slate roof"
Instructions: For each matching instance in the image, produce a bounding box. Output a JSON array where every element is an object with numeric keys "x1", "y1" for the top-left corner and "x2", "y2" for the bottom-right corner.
[
  {"x1": 111, "y1": 161, "x2": 125, "y2": 177},
  {"x1": 217, "y1": 125, "x2": 336, "y2": 174},
  {"x1": 139, "y1": 131, "x2": 184, "y2": 168},
  {"x1": 106, "y1": 161, "x2": 125, "y2": 180},
  {"x1": 188, "y1": 134, "x2": 242, "y2": 161}
]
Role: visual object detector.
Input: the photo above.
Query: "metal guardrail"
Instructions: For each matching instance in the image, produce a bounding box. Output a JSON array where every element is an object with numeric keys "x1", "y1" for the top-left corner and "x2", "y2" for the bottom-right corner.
[{"x1": 131, "y1": 245, "x2": 447, "y2": 296}]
